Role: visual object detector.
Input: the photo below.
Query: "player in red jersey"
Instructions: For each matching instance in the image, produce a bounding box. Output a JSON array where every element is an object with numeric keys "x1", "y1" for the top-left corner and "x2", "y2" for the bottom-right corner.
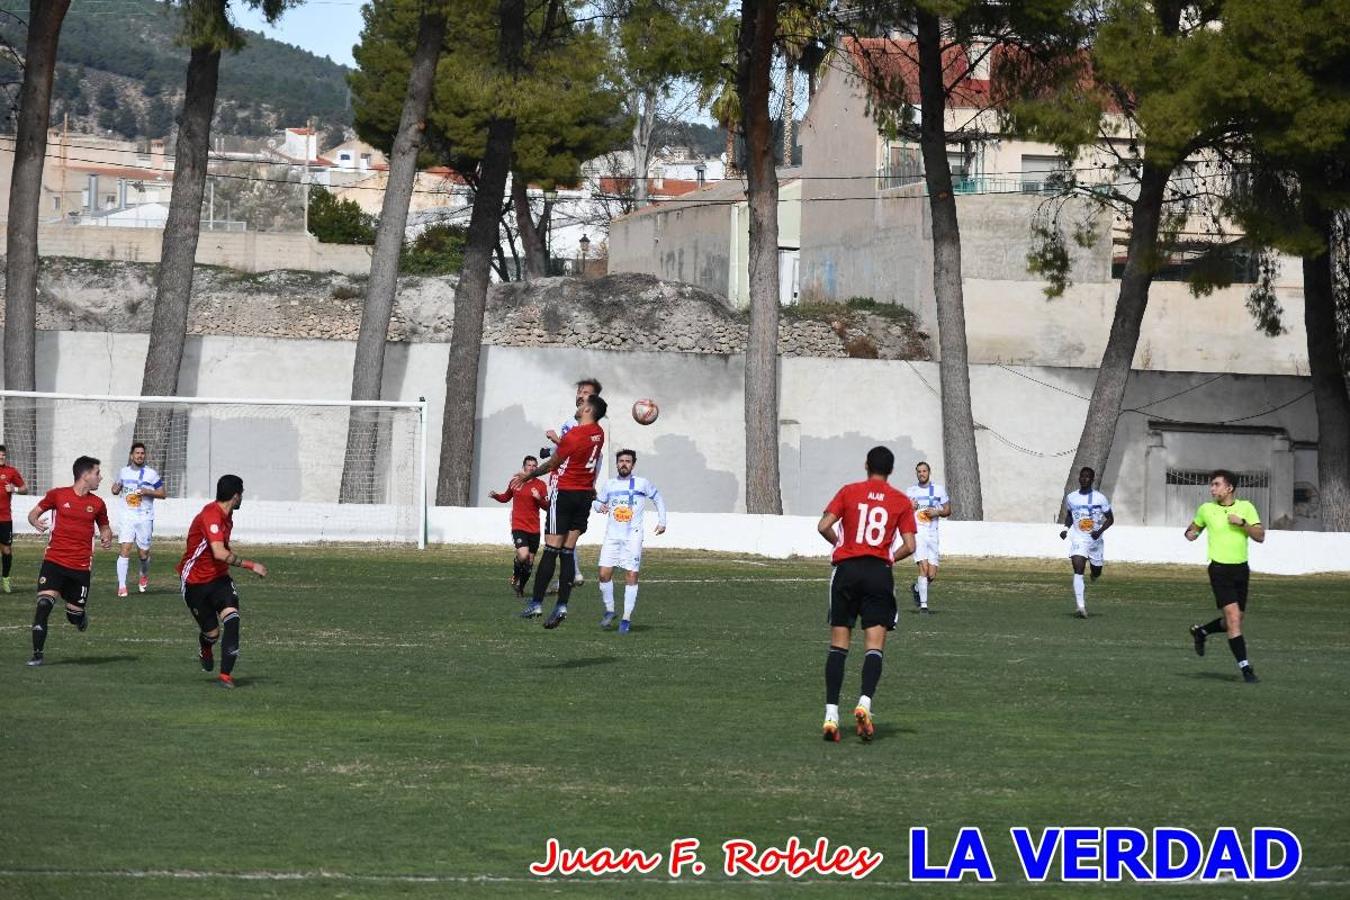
[
  {"x1": 510, "y1": 392, "x2": 607, "y2": 627},
  {"x1": 178, "y1": 474, "x2": 267, "y2": 688},
  {"x1": 490, "y1": 454, "x2": 550, "y2": 597},
  {"x1": 816, "y1": 446, "x2": 916, "y2": 742},
  {"x1": 0, "y1": 444, "x2": 29, "y2": 593},
  {"x1": 25, "y1": 456, "x2": 113, "y2": 667}
]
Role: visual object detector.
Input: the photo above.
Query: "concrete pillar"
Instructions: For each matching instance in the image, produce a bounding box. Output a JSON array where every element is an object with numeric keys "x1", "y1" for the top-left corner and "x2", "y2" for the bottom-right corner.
[
  {"x1": 1144, "y1": 429, "x2": 1168, "y2": 526},
  {"x1": 1270, "y1": 433, "x2": 1295, "y2": 529}
]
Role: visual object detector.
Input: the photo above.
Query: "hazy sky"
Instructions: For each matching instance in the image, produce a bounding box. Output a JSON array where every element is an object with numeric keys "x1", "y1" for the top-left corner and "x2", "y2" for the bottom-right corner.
[{"x1": 232, "y1": 1, "x2": 367, "y2": 68}]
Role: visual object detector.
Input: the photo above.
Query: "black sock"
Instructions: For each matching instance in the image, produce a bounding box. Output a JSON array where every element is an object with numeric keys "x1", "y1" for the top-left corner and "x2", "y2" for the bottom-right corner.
[
  {"x1": 825, "y1": 646, "x2": 848, "y2": 705},
  {"x1": 557, "y1": 550, "x2": 576, "y2": 605},
  {"x1": 1202, "y1": 618, "x2": 1226, "y2": 635},
  {"x1": 32, "y1": 596, "x2": 53, "y2": 654},
  {"x1": 861, "y1": 649, "x2": 884, "y2": 699},
  {"x1": 199, "y1": 632, "x2": 217, "y2": 654},
  {"x1": 532, "y1": 548, "x2": 559, "y2": 603},
  {"x1": 512, "y1": 558, "x2": 525, "y2": 583},
  {"x1": 519, "y1": 560, "x2": 533, "y2": 593},
  {"x1": 1228, "y1": 634, "x2": 1248, "y2": 666},
  {"x1": 221, "y1": 613, "x2": 240, "y2": 675},
  {"x1": 65, "y1": 609, "x2": 86, "y2": 628},
  {"x1": 2, "y1": 553, "x2": 12, "y2": 577}
]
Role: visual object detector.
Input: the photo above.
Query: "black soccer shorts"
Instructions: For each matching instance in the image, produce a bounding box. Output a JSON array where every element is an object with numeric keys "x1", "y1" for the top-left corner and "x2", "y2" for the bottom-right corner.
[
  {"x1": 38, "y1": 560, "x2": 91, "y2": 607},
  {"x1": 183, "y1": 576, "x2": 240, "y2": 633},
  {"x1": 512, "y1": 529, "x2": 540, "y2": 554},
  {"x1": 1208, "y1": 561, "x2": 1251, "y2": 611},
  {"x1": 0, "y1": 521, "x2": 12, "y2": 545},
  {"x1": 829, "y1": 556, "x2": 898, "y2": 630},
  {"x1": 547, "y1": 490, "x2": 592, "y2": 536}
]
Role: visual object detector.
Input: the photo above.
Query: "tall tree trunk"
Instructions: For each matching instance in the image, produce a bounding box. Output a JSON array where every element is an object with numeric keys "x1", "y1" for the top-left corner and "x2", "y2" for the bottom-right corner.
[
  {"x1": 511, "y1": 175, "x2": 549, "y2": 279},
  {"x1": 436, "y1": 0, "x2": 524, "y2": 506},
  {"x1": 725, "y1": 125, "x2": 737, "y2": 175},
  {"x1": 781, "y1": 54, "x2": 795, "y2": 166},
  {"x1": 1064, "y1": 160, "x2": 1171, "y2": 494},
  {"x1": 340, "y1": 6, "x2": 448, "y2": 504},
  {"x1": 1301, "y1": 199, "x2": 1350, "y2": 531},
  {"x1": 916, "y1": 9, "x2": 982, "y2": 519},
  {"x1": 135, "y1": 32, "x2": 222, "y2": 492},
  {"x1": 737, "y1": 0, "x2": 782, "y2": 514},
  {"x1": 2, "y1": 0, "x2": 70, "y2": 487},
  {"x1": 630, "y1": 87, "x2": 657, "y2": 206}
]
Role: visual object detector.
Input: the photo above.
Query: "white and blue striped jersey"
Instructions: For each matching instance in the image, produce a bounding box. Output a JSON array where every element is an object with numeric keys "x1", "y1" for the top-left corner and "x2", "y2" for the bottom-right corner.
[
  {"x1": 905, "y1": 482, "x2": 949, "y2": 534},
  {"x1": 594, "y1": 475, "x2": 667, "y2": 539},
  {"x1": 117, "y1": 464, "x2": 163, "y2": 521},
  {"x1": 1064, "y1": 489, "x2": 1112, "y2": 533}
]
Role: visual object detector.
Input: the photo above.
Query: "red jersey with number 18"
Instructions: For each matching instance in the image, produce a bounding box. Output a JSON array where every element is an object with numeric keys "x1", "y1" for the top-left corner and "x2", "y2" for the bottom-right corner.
[
  {"x1": 553, "y1": 422, "x2": 605, "y2": 491},
  {"x1": 825, "y1": 479, "x2": 916, "y2": 564}
]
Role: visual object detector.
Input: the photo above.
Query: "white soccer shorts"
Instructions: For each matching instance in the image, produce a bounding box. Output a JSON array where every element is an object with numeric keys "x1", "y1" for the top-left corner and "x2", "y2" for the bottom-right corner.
[
  {"x1": 914, "y1": 531, "x2": 941, "y2": 566},
  {"x1": 118, "y1": 518, "x2": 154, "y2": 551},
  {"x1": 1067, "y1": 533, "x2": 1105, "y2": 567},
  {"x1": 598, "y1": 534, "x2": 644, "y2": 572}
]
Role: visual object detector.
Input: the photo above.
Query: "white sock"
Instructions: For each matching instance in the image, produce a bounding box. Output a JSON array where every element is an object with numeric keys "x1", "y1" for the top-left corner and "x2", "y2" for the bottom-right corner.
[
  {"x1": 623, "y1": 584, "x2": 638, "y2": 620},
  {"x1": 857, "y1": 695, "x2": 872, "y2": 713},
  {"x1": 1073, "y1": 573, "x2": 1085, "y2": 607},
  {"x1": 139, "y1": 555, "x2": 150, "y2": 579},
  {"x1": 825, "y1": 703, "x2": 839, "y2": 723},
  {"x1": 599, "y1": 581, "x2": 615, "y2": 613},
  {"x1": 116, "y1": 555, "x2": 129, "y2": 589},
  {"x1": 916, "y1": 575, "x2": 929, "y2": 607}
]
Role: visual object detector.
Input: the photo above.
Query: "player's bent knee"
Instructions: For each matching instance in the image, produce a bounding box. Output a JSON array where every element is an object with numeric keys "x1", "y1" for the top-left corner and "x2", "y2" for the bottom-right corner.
[{"x1": 221, "y1": 608, "x2": 239, "y2": 621}]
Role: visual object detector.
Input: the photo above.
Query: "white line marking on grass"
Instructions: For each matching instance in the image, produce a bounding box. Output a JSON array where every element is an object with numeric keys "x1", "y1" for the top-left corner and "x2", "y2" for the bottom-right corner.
[{"x1": 642, "y1": 577, "x2": 828, "y2": 584}]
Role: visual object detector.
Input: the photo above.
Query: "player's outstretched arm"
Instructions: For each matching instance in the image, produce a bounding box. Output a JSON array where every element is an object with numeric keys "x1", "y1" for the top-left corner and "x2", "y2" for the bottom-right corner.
[{"x1": 210, "y1": 541, "x2": 266, "y2": 577}]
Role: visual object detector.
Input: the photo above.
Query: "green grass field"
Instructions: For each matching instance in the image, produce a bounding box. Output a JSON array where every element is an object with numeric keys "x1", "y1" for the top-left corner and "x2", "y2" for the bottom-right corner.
[{"x1": 2, "y1": 542, "x2": 1348, "y2": 898}]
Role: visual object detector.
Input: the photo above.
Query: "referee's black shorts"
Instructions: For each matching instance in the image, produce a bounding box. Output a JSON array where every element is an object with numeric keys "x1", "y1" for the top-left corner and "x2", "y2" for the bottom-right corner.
[
  {"x1": 829, "y1": 556, "x2": 897, "y2": 630},
  {"x1": 1208, "y1": 561, "x2": 1250, "y2": 610},
  {"x1": 546, "y1": 490, "x2": 592, "y2": 536}
]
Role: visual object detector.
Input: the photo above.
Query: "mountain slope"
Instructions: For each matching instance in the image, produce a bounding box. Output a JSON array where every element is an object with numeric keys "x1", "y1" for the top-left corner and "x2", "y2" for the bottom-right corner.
[{"x1": 0, "y1": 0, "x2": 351, "y2": 138}]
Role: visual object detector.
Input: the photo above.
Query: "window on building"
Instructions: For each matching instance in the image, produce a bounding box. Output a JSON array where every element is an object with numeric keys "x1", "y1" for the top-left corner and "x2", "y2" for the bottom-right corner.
[
  {"x1": 1112, "y1": 238, "x2": 1259, "y2": 284},
  {"x1": 52, "y1": 196, "x2": 61, "y2": 212},
  {"x1": 1021, "y1": 154, "x2": 1070, "y2": 194},
  {"x1": 879, "y1": 144, "x2": 922, "y2": 190}
]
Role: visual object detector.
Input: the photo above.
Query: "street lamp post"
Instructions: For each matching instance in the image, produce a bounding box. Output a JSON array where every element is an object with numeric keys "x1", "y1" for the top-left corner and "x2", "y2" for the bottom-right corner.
[
  {"x1": 578, "y1": 233, "x2": 590, "y2": 277},
  {"x1": 542, "y1": 187, "x2": 558, "y2": 274}
]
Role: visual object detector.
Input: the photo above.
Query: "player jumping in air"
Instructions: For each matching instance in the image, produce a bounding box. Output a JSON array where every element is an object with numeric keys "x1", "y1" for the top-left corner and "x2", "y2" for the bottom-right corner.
[
  {"x1": 26, "y1": 456, "x2": 113, "y2": 667},
  {"x1": 545, "y1": 378, "x2": 605, "y2": 591},
  {"x1": 1059, "y1": 466, "x2": 1113, "y2": 618},
  {"x1": 0, "y1": 444, "x2": 29, "y2": 593},
  {"x1": 905, "y1": 461, "x2": 949, "y2": 613},
  {"x1": 594, "y1": 449, "x2": 667, "y2": 633},
  {"x1": 817, "y1": 446, "x2": 917, "y2": 742},
  {"x1": 490, "y1": 455, "x2": 549, "y2": 598},
  {"x1": 178, "y1": 475, "x2": 267, "y2": 688},
  {"x1": 111, "y1": 441, "x2": 166, "y2": 597},
  {"x1": 511, "y1": 393, "x2": 607, "y2": 628},
  {"x1": 1185, "y1": 469, "x2": 1265, "y2": 683}
]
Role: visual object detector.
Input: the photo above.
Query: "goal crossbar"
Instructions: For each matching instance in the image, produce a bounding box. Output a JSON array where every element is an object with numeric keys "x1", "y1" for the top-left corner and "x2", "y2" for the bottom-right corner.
[{"x1": 0, "y1": 390, "x2": 429, "y2": 548}]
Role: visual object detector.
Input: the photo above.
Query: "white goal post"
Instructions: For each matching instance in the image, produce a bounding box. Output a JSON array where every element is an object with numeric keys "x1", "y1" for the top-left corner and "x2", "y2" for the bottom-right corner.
[{"x1": 0, "y1": 390, "x2": 429, "y2": 547}]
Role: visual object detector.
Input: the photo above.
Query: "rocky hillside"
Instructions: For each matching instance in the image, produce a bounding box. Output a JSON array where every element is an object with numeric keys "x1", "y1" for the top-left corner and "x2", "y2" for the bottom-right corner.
[{"x1": 0, "y1": 258, "x2": 931, "y2": 360}]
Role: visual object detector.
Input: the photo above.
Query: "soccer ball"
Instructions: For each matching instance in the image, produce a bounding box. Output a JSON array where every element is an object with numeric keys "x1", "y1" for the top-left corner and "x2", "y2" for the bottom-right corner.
[{"x1": 632, "y1": 398, "x2": 659, "y2": 425}]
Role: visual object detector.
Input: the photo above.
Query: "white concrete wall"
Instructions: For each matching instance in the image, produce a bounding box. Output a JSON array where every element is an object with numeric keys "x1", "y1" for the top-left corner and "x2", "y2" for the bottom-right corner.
[{"x1": 1, "y1": 332, "x2": 1320, "y2": 532}]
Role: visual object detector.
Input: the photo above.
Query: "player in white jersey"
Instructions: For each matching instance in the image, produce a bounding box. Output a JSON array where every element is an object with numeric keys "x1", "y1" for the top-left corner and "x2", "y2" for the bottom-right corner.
[
  {"x1": 1059, "y1": 466, "x2": 1114, "y2": 618},
  {"x1": 904, "y1": 461, "x2": 950, "y2": 614},
  {"x1": 593, "y1": 449, "x2": 666, "y2": 633},
  {"x1": 110, "y1": 441, "x2": 166, "y2": 597},
  {"x1": 545, "y1": 378, "x2": 606, "y2": 591}
]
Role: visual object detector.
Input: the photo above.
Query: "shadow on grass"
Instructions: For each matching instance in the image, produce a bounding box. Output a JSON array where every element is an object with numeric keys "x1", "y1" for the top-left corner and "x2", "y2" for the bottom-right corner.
[
  {"x1": 47, "y1": 654, "x2": 139, "y2": 666},
  {"x1": 538, "y1": 656, "x2": 618, "y2": 670},
  {"x1": 872, "y1": 721, "x2": 918, "y2": 739}
]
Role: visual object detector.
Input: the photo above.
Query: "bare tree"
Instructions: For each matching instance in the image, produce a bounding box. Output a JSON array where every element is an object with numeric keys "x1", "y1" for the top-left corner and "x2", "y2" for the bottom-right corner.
[
  {"x1": 2, "y1": 0, "x2": 71, "y2": 485},
  {"x1": 736, "y1": 0, "x2": 782, "y2": 513},
  {"x1": 340, "y1": 4, "x2": 449, "y2": 504},
  {"x1": 510, "y1": 175, "x2": 550, "y2": 279}
]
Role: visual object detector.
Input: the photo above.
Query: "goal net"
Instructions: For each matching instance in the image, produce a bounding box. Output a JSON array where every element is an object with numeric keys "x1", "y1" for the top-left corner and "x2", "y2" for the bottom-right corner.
[{"x1": 0, "y1": 391, "x2": 428, "y2": 546}]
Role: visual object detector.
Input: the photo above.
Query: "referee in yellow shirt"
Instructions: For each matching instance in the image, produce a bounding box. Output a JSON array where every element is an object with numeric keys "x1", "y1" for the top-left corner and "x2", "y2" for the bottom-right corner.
[{"x1": 1184, "y1": 469, "x2": 1265, "y2": 683}]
